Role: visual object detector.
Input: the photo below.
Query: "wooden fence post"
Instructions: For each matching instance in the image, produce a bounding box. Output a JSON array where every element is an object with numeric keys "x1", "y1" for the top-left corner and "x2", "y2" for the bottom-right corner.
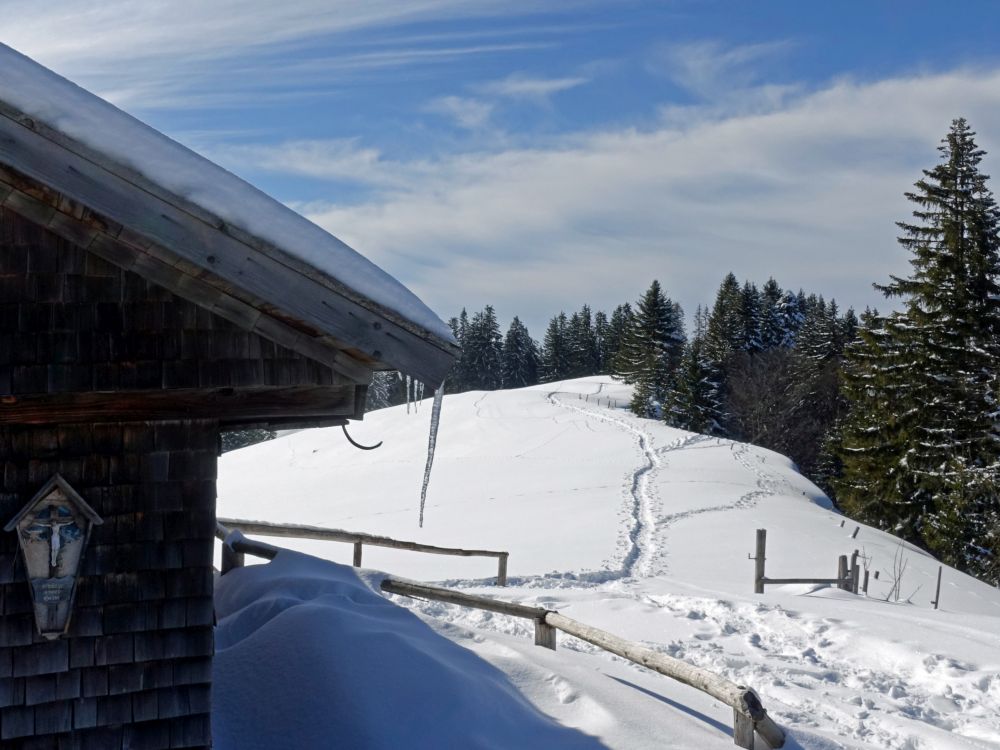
[
  {"x1": 353, "y1": 542, "x2": 363, "y2": 567},
  {"x1": 837, "y1": 555, "x2": 848, "y2": 590},
  {"x1": 931, "y1": 566, "x2": 943, "y2": 610},
  {"x1": 534, "y1": 619, "x2": 557, "y2": 650},
  {"x1": 497, "y1": 553, "x2": 508, "y2": 587},
  {"x1": 754, "y1": 529, "x2": 766, "y2": 594},
  {"x1": 221, "y1": 544, "x2": 244, "y2": 574},
  {"x1": 850, "y1": 550, "x2": 860, "y2": 594},
  {"x1": 862, "y1": 570, "x2": 870, "y2": 595}
]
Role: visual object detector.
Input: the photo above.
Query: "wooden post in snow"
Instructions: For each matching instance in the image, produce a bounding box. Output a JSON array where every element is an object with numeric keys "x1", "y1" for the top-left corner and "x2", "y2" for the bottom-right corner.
[
  {"x1": 931, "y1": 566, "x2": 943, "y2": 610},
  {"x1": 534, "y1": 619, "x2": 557, "y2": 649},
  {"x1": 837, "y1": 555, "x2": 849, "y2": 591},
  {"x1": 353, "y1": 542, "x2": 363, "y2": 567},
  {"x1": 221, "y1": 544, "x2": 244, "y2": 574},
  {"x1": 754, "y1": 529, "x2": 767, "y2": 594},
  {"x1": 497, "y1": 553, "x2": 509, "y2": 587},
  {"x1": 850, "y1": 550, "x2": 860, "y2": 594}
]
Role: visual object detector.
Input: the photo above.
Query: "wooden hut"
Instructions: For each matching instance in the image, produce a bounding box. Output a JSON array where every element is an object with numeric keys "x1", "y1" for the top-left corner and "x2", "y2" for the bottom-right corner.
[{"x1": 0, "y1": 45, "x2": 458, "y2": 748}]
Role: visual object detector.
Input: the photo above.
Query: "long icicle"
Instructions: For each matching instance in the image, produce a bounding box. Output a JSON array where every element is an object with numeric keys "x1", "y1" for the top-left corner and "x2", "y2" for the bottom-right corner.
[{"x1": 419, "y1": 381, "x2": 446, "y2": 527}]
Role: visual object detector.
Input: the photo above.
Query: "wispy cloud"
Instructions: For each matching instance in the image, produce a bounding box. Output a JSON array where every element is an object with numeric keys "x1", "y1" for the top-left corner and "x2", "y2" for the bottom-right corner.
[
  {"x1": 1, "y1": 0, "x2": 564, "y2": 108},
  {"x1": 424, "y1": 96, "x2": 495, "y2": 130},
  {"x1": 224, "y1": 70, "x2": 1000, "y2": 332},
  {"x1": 478, "y1": 74, "x2": 589, "y2": 101},
  {"x1": 649, "y1": 40, "x2": 794, "y2": 100}
]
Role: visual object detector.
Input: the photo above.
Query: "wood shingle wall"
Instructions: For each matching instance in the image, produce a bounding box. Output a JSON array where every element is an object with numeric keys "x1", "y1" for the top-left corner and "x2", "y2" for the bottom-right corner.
[
  {"x1": 0, "y1": 206, "x2": 353, "y2": 748},
  {"x1": 0, "y1": 420, "x2": 216, "y2": 749}
]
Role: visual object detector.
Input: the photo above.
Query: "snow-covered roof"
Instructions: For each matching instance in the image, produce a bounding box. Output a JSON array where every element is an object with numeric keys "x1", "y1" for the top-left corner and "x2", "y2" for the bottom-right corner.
[{"x1": 0, "y1": 44, "x2": 457, "y2": 387}]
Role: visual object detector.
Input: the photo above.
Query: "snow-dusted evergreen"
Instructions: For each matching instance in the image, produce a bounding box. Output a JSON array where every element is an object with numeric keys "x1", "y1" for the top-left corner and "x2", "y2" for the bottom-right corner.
[
  {"x1": 604, "y1": 303, "x2": 634, "y2": 369},
  {"x1": 703, "y1": 272, "x2": 745, "y2": 365},
  {"x1": 612, "y1": 280, "x2": 685, "y2": 418},
  {"x1": 567, "y1": 305, "x2": 601, "y2": 378},
  {"x1": 758, "y1": 278, "x2": 788, "y2": 350},
  {"x1": 464, "y1": 306, "x2": 504, "y2": 390},
  {"x1": 836, "y1": 119, "x2": 1000, "y2": 581},
  {"x1": 501, "y1": 316, "x2": 540, "y2": 388},
  {"x1": 540, "y1": 312, "x2": 571, "y2": 382},
  {"x1": 665, "y1": 307, "x2": 720, "y2": 433}
]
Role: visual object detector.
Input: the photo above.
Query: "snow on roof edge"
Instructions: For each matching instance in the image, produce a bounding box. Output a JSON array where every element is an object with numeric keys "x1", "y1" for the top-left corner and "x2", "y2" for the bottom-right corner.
[{"x1": 0, "y1": 43, "x2": 456, "y2": 350}]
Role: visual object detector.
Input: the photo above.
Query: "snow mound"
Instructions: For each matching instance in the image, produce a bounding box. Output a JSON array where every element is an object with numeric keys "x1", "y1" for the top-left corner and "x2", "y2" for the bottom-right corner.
[{"x1": 213, "y1": 550, "x2": 605, "y2": 750}]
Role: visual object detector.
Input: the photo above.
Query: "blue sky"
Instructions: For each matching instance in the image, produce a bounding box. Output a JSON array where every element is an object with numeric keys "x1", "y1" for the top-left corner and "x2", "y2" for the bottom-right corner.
[{"x1": 7, "y1": 0, "x2": 1000, "y2": 336}]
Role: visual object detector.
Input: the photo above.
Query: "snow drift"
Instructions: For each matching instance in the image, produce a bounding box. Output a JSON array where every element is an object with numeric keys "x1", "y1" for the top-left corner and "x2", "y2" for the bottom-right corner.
[{"x1": 213, "y1": 550, "x2": 605, "y2": 749}]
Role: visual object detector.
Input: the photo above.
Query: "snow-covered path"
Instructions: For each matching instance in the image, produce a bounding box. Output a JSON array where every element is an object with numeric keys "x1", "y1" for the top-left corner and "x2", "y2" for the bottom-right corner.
[{"x1": 219, "y1": 376, "x2": 1000, "y2": 750}]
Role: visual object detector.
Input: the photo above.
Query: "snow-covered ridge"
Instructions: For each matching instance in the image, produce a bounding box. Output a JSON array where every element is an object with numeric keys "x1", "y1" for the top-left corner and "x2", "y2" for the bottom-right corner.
[
  {"x1": 218, "y1": 377, "x2": 1000, "y2": 749},
  {"x1": 0, "y1": 43, "x2": 453, "y2": 343}
]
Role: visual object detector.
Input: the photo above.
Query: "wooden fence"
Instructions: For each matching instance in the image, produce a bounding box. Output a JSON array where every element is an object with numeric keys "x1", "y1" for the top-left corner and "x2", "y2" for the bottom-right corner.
[
  {"x1": 217, "y1": 517, "x2": 509, "y2": 586},
  {"x1": 751, "y1": 529, "x2": 860, "y2": 594},
  {"x1": 217, "y1": 525, "x2": 786, "y2": 749}
]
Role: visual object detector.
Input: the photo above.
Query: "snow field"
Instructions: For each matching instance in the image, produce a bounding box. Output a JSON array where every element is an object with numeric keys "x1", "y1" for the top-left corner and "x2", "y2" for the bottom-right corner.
[{"x1": 218, "y1": 376, "x2": 1000, "y2": 749}]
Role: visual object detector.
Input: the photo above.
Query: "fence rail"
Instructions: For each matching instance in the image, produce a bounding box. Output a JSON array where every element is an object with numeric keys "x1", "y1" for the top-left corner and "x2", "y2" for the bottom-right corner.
[
  {"x1": 380, "y1": 577, "x2": 784, "y2": 749},
  {"x1": 217, "y1": 517, "x2": 509, "y2": 585}
]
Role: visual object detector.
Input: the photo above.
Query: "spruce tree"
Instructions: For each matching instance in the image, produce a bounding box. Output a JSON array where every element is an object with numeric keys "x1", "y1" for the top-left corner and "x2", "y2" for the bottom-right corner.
[
  {"x1": 447, "y1": 309, "x2": 473, "y2": 392},
  {"x1": 593, "y1": 311, "x2": 610, "y2": 373},
  {"x1": 759, "y1": 278, "x2": 786, "y2": 350},
  {"x1": 501, "y1": 317, "x2": 540, "y2": 388},
  {"x1": 614, "y1": 281, "x2": 685, "y2": 418},
  {"x1": 567, "y1": 305, "x2": 599, "y2": 377},
  {"x1": 838, "y1": 119, "x2": 1000, "y2": 571},
  {"x1": 740, "y1": 281, "x2": 763, "y2": 352},
  {"x1": 464, "y1": 306, "x2": 503, "y2": 390},
  {"x1": 704, "y1": 273, "x2": 744, "y2": 364},
  {"x1": 540, "y1": 313, "x2": 571, "y2": 382},
  {"x1": 779, "y1": 289, "x2": 806, "y2": 347},
  {"x1": 667, "y1": 306, "x2": 720, "y2": 433},
  {"x1": 604, "y1": 304, "x2": 634, "y2": 367}
]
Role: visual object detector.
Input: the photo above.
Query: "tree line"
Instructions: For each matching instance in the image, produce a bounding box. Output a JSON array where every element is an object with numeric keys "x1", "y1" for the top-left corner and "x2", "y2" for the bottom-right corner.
[{"x1": 430, "y1": 273, "x2": 856, "y2": 493}]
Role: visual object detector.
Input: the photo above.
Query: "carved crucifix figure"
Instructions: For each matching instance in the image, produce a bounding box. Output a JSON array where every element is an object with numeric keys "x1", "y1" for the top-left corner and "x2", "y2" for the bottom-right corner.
[{"x1": 40, "y1": 504, "x2": 78, "y2": 570}]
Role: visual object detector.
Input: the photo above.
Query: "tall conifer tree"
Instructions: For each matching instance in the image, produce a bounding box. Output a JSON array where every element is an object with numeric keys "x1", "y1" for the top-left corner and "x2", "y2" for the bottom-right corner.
[
  {"x1": 837, "y1": 119, "x2": 1000, "y2": 574},
  {"x1": 614, "y1": 281, "x2": 685, "y2": 417},
  {"x1": 501, "y1": 317, "x2": 539, "y2": 388}
]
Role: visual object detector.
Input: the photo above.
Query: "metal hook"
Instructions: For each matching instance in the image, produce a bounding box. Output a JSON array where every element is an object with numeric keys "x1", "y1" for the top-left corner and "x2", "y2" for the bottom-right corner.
[{"x1": 342, "y1": 425, "x2": 383, "y2": 451}]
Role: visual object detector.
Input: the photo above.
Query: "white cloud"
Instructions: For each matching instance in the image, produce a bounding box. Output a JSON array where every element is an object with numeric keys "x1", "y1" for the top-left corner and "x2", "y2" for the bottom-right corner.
[
  {"x1": 424, "y1": 96, "x2": 495, "y2": 129},
  {"x1": 478, "y1": 74, "x2": 589, "y2": 101},
  {"x1": 649, "y1": 40, "x2": 794, "y2": 101},
  {"x1": 225, "y1": 70, "x2": 1000, "y2": 333},
  {"x1": 213, "y1": 139, "x2": 391, "y2": 183}
]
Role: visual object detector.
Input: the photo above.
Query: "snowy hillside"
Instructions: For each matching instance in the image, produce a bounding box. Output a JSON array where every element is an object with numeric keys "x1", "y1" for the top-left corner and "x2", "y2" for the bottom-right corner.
[{"x1": 216, "y1": 377, "x2": 1000, "y2": 749}]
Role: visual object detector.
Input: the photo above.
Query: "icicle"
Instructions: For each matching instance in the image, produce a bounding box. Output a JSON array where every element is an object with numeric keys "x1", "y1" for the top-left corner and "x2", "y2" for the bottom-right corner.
[
  {"x1": 418, "y1": 381, "x2": 446, "y2": 528},
  {"x1": 406, "y1": 375, "x2": 412, "y2": 414}
]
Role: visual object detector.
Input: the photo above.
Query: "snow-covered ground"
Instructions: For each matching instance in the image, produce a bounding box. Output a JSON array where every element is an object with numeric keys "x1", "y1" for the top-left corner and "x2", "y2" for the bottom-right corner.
[{"x1": 216, "y1": 377, "x2": 1000, "y2": 749}]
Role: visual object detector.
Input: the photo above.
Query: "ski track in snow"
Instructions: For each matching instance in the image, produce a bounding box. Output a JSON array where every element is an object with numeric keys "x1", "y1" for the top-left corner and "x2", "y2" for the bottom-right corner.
[{"x1": 382, "y1": 385, "x2": 1000, "y2": 749}]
